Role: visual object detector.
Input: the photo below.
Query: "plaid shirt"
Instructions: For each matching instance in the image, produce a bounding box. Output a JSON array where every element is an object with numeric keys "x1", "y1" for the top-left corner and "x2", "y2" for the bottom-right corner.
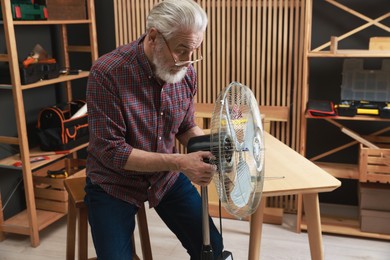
[{"x1": 86, "y1": 35, "x2": 197, "y2": 208}]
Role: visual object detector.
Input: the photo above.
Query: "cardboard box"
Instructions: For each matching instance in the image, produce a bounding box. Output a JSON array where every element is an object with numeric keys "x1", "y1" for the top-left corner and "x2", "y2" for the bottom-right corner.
[
  {"x1": 360, "y1": 209, "x2": 390, "y2": 235},
  {"x1": 46, "y1": 0, "x2": 86, "y2": 20},
  {"x1": 359, "y1": 182, "x2": 390, "y2": 211}
]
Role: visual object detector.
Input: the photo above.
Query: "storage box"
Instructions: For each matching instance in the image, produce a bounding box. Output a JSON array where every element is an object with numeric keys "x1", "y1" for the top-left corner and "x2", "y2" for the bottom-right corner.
[
  {"x1": 335, "y1": 100, "x2": 357, "y2": 117},
  {"x1": 340, "y1": 59, "x2": 390, "y2": 102},
  {"x1": 19, "y1": 62, "x2": 60, "y2": 85},
  {"x1": 359, "y1": 136, "x2": 390, "y2": 183},
  {"x1": 20, "y1": 63, "x2": 42, "y2": 85},
  {"x1": 33, "y1": 158, "x2": 86, "y2": 213},
  {"x1": 359, "y1": 182, "x2": 390, "y2": 211},
  {"x1": 0, "y1": 2, "x2": 47, "y2": 21},
  {"x1": 379, "y1": 104, "x2": 390, "y2": 118},
  {"x1": 360, "y1": 209, "x2": 390, "y2": 235},
  {"x1": 46, "y1": 0, "x2": 86, "y2": 20}
]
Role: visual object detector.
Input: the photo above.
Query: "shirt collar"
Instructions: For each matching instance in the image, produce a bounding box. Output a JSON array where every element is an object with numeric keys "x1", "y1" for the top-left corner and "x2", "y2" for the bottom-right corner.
[{"x1": 135, "y1": 34, "x2": 160, "y2": 84}]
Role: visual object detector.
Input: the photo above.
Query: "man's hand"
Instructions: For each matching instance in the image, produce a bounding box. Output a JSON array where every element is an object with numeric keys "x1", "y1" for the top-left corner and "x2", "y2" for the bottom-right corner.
[{"x1": 177, "y1": 151, "x2": 217, "y2": 186}]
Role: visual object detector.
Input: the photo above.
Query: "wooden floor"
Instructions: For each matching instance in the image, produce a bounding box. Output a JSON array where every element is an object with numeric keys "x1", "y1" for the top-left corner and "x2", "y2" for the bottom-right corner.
[{"x1": 0, "y1": 207, "x2": 389, "y2": 260}]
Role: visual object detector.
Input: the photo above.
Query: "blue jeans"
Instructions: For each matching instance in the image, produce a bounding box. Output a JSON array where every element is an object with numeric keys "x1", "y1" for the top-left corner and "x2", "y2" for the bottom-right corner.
[{"x1": 84, "y1": 173, "x2": 223, "y2": 260}]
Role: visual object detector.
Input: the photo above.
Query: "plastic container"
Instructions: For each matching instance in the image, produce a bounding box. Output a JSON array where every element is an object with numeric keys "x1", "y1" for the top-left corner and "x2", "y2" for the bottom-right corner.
[{"x1": 340, "y1": 59, "x2": 390, "y2": 102}]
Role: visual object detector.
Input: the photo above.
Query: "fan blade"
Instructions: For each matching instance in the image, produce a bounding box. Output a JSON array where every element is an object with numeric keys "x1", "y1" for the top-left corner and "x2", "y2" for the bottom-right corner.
[{"x1": 230, "y1": 160, "x2": 252, "y2": 207}]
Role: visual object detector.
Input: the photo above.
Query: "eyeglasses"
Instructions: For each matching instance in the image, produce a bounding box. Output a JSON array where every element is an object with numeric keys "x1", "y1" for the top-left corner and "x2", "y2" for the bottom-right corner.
[{"x1": 158, "y1": 32, "x2": 203, "y2": 67}]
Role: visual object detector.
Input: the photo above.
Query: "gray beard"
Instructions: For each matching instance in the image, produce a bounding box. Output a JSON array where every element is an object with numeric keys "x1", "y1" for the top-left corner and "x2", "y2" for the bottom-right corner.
[{"x1": 152, "y1": 48, "x2": 188, "y2": 84}]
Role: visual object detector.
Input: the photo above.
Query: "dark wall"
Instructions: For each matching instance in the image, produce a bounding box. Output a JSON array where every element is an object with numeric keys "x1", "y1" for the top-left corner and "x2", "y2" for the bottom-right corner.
[
  {"x1": 94, "y1": 0, "x2": 116, "y2": 56},
  {"x1": 0, "y1": 25, "x2": 57, "y2": 218}
]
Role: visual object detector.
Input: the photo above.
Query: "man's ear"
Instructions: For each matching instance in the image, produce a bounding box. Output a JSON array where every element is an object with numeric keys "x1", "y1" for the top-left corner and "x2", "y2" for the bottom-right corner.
[{"x1": 148, "y1": 28, "x2": 158, "y2": 44}]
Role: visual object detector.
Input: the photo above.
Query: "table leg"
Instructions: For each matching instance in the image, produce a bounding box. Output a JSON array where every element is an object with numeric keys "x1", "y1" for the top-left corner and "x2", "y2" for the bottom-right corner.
[
  {"x1": 248, "y1": 198, "x2": 266, "y2": 260},
  {"x1": 302, "y1": 193, "x2": 324, "y2": 260}
]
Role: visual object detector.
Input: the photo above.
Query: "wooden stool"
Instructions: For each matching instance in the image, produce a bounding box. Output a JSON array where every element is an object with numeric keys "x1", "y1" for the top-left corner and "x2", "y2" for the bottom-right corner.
[{"x1": 64, "y1": 177, "x2": 153, "y2": 260}]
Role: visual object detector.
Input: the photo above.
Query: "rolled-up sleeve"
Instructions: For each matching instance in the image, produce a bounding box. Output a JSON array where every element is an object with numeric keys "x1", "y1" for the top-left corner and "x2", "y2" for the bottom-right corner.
[{"x1": 87, "y1": 68, "x2": 133, "y2": 171}]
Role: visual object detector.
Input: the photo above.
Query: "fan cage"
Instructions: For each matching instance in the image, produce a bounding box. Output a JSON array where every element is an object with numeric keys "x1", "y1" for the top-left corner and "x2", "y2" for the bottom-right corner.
[{"x1": 210, "y1": 82, "x2": 265, "y2": 219}]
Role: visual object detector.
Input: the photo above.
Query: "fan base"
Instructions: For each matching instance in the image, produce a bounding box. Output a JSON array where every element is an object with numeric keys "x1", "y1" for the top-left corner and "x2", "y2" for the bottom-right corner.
[
  {"x1": 219, "y1": 251, "x2": 233, "y2": 260},
  {"x1": 201, "y1": 246, "x2": 233, "y2": 260}
]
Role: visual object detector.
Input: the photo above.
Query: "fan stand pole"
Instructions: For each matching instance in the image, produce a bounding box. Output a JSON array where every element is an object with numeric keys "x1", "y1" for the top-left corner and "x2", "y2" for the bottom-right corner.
[{"x1": 201, "y1": 186, "x2": 214, "y2": 260}]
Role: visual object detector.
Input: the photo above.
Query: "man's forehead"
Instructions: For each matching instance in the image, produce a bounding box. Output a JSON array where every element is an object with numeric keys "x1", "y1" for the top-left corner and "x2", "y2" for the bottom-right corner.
[{"x1": 171, "y1": 31, "x2": 204, "y2": 48}]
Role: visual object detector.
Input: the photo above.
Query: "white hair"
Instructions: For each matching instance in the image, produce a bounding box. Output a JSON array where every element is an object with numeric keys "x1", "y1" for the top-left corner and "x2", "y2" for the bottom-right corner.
[{"x1": 146, "y1": 0, "x2": 208, "y2": 40}]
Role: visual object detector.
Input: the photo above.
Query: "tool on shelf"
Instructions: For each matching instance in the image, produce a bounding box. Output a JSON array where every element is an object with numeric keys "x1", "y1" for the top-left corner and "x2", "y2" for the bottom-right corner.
[
  {"x1": 22, "y1": 44, "x2": 56, "y2": 68},
  {"x1": 13, "y1": 155, "x2": 50, "y2": 167},
  {"x1": 47, "y1": 168, "x2": 68, "y2": 178}
]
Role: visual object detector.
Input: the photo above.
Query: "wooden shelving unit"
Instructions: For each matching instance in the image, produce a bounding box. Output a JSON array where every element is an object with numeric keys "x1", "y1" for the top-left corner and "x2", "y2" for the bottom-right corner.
[
  {"x1": 0, "y1": 0, "x2": 98, "y2": 247},
  {"x1": 299, "y1": 0, "x2": 390, "y2": 239}
]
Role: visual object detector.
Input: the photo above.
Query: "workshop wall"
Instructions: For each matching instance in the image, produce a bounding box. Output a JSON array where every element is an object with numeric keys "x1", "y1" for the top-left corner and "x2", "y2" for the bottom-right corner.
[{"x1": 1, "y1": 0, "x2": 388, "y2": 217}]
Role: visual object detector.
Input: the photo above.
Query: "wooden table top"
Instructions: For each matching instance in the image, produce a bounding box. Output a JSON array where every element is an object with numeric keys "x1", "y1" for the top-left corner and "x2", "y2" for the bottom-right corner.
[{"x1": 263, "y1": 132, "x2": 341, "y2": 196}]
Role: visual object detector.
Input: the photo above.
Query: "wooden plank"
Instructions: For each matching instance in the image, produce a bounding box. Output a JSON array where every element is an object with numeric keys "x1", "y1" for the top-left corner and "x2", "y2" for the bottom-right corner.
[
  {"x1": 35, "y1": 199, "x2": 68, "y2": 214},
  {"x1": 2, "y1": 209, "x2": 64, "y2": 233},
  {"x1": 208, "y1": 202, "x2": 283, "y2": 225},
  {"x1": 369, "y1": 37, "x2": 390, "y2": 50},
  {"x1": 312, "y1": 8, "x2": 390, "y2": 52},
  {"x1": 302, "y1": 215, "x2": 390, "y2": 240},
  {"x1": 325, "y1": 0, "x2": 390, "y2": 32},
  {"x1": 0, "y1": 54, "x2": 9, "y2": 62},
  {"x1": 34, "y1": 188, "x2": 68, "y2": 202},
  {"x1": 194, "y1": 103, "x2": 289, "y2": 122},
  {"x1": 315, "y1": 162, "x2": 359, "y2": 180},
  {"x1": 0, "y1": 136, "x2": 19, "y2": 145}
]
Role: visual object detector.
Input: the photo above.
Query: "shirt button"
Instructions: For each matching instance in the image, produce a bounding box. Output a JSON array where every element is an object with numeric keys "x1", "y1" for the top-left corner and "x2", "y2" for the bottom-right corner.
[
  {"x1": 158, "y1": 136, "x2": 162, "y2": 140},
  {"x1": 160, "y1": 112, "x2": 164, "y2": 116}
]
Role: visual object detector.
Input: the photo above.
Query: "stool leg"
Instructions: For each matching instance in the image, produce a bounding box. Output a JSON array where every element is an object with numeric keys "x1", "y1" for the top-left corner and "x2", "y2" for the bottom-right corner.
[
  {"x1": 137, "y1": 203, "x2": 152, "y2": 260},
  {"x1": 131, "y1": 235, "x2": 141, "y2": 260},
  {"x1": 67, "y1": 202, "x2": 77, "y2": 260},
  {"x1": 78, "y1": 207, "x2": 88, "y2": 260}
]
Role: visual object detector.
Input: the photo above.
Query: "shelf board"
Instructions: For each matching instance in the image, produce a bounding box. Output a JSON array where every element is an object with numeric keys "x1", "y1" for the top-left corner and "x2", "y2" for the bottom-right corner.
[
  {"x1": 0, "y1": 20, "x2": 91, "y2": 26},
  {"x1": 301, "y1": 215, "x2": 390, "y2": 241},
  {"x1": 306, "y1": 114, "x2": 390, "y2": 122},
  {"x1": 0, "y1": 143, "x2": 88, "y2": 170},
  {"x1": 314, "y1": 162, "x2": 359, "y2": 180},
  {"x1": 20, "y1": 71, "x2": 90, "y2": 90},
  {"x1": 1, "y1": 209, "x2": 65, "y2": 235},
  {"x1": 308, "y1": 50, "x2": 390, "y2": 58},
  {"x1": 0, "y1": 53, "x2": 8, "y2": 62},
  {"x1": 301, "y1": 203, "x2": 390, "y2": 240},
  {"x1": 0, "y1": 84, "x2": 13, "y2": 90},
  {"x1": 0, "y1": 72, "x2": 89, "y2": 91}
]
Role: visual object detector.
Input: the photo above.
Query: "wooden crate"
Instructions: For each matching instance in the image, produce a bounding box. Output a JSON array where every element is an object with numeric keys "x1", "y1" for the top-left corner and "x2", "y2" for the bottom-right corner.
[
  {"x1": 369, "y1": 37, "x2": 390, "y2": 51},
  {"x1": 359, "y1": 136, "x2": 390, "y2": 184},
  {"x1": 46, "y1": 0, "x2": 86, "y2": 20},
  {"x1": 33, "y1": 158, "x2": 86, "y2": 213}
]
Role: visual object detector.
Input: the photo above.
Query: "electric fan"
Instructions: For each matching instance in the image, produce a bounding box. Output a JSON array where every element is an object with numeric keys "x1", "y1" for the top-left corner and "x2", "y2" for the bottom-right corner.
[{"x1": 187, "y1": 81, "x2": 265, "y2": 260}]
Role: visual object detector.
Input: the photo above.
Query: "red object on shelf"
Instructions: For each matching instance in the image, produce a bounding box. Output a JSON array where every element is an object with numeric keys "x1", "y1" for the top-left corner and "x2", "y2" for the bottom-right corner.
[{"x1": 13, "y1": 156, "x2": 50, "y2": 167}]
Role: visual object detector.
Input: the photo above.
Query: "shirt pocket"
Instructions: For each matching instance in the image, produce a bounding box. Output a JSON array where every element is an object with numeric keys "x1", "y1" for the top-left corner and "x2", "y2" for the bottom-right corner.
[{"x1": 165, "y1": 98, "x2": 191, "y2": 134}]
